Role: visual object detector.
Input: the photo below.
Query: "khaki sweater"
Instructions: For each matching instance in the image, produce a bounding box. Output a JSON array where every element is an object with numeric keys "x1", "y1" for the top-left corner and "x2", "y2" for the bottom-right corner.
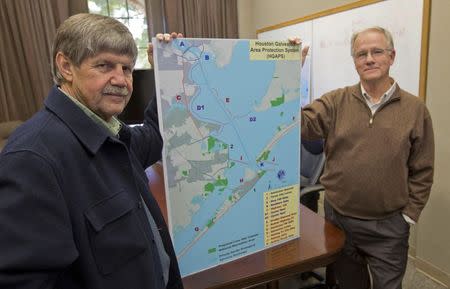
[{"x1": 302, "y1": 83, "x2": 434, "y2": 221}]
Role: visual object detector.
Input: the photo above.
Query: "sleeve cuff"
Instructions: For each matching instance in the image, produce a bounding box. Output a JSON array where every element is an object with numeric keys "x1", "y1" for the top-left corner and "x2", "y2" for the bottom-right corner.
[{"x1": 402, "y1": 213, "x2": 416, "y2": 225}]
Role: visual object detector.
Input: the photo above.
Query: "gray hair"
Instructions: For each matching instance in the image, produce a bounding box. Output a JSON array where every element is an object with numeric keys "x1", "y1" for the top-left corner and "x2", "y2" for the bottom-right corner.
[
  {"x1": 51, "y1": 13, "x2": 138, "y2": 84},
  {"x1": 350, "y1": 26, "x2": 394, "y2": 57}
]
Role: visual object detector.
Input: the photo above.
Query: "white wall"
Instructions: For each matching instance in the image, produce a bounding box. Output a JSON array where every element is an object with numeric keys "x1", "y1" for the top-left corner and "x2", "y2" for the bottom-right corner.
[{"x1": 237, "y1": 0, "x2": 450, "y2": 286}]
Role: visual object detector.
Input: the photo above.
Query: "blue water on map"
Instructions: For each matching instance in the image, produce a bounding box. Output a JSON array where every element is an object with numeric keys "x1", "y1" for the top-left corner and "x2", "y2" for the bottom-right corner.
[{"x1": 163, "y1": 39, "x2": 300, "y2": 276}]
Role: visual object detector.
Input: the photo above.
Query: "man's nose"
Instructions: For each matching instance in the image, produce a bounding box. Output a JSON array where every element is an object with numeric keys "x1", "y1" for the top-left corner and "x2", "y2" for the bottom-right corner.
[
  {"x1": 110, "y1": 66, "x2": 128, "y2": 86},
  {"x1": 365, "y1": 51, "x2": 376, "y2": 62}
]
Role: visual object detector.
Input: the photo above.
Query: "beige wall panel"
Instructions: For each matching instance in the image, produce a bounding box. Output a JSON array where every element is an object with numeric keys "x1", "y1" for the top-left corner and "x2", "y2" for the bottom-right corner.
[
  {"x1": 417, "y1": 0, "x2": 450, "y2": 281},
  {"x1": 237, "y1": 0, "x2": 254, "y2": 38}
]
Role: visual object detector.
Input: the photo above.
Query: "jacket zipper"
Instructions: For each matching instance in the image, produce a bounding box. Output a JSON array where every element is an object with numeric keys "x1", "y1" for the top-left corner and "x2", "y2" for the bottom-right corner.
[{"x1": 366, "y1": 97, "x2": 400, "y2": 128}]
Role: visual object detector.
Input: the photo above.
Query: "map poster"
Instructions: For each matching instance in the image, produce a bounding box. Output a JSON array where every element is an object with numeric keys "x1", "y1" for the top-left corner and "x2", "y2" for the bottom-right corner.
[{"x1": 152, "y1": 38, "x2": 302, "y2": 276}]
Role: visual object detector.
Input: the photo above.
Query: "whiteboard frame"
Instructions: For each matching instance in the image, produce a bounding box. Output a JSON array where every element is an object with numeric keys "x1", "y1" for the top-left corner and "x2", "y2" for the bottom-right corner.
[{"x1": 256, "y1": 0, "x2": 431, "y2": 101}]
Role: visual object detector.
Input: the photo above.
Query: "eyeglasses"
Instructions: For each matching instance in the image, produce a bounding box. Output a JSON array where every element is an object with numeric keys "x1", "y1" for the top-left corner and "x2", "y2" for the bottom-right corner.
[{"x1": 353, "y1": 48, "x2": 392, "y2": 61}]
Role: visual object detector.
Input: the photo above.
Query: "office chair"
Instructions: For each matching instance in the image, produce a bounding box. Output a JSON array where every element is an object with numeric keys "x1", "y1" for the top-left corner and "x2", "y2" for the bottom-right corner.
[
  {"x1": 300, "y1": 139, "x2": 325, "y2": 213},
  {"x1": 299, "y1": 139, "x2": 328, "y2": 289}
]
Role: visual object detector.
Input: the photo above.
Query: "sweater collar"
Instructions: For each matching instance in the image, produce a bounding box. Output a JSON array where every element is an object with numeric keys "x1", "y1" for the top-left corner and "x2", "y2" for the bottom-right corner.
[
  {"x1": 360, "y1": 80, "x2": 397, "y2": 105},
  {"x1": 351, "y1": 81, "x2": 401, "y2": 103}
]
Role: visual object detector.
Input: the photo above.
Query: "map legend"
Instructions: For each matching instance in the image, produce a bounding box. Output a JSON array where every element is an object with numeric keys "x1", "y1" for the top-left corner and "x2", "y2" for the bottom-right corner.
[{"x1": 264, "y1": 185, "x2": 299, "y2": 246}]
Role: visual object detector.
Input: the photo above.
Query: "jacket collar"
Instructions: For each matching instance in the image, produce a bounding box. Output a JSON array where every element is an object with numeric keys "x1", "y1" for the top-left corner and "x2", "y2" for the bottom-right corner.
[{"x1": 44, "y1": 85, "x2": 114, "y2": 155}]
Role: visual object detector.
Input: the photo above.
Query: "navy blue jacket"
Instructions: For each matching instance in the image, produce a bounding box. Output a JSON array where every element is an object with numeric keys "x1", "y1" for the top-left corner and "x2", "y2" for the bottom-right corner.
[{"x1": 0, "y1": 86, "x2": 183, "y2": 289}]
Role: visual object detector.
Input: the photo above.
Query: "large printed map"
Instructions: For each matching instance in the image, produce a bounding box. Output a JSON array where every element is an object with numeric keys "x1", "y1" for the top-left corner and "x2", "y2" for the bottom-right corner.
[{"x1": 153, "y1": 38, "x2": 302, "y2": 276}]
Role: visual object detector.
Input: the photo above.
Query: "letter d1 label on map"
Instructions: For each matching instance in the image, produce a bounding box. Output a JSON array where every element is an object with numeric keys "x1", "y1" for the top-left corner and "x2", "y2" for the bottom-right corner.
[{"x1": 250, "y1": 40, "x2": 301, "y2": 61}]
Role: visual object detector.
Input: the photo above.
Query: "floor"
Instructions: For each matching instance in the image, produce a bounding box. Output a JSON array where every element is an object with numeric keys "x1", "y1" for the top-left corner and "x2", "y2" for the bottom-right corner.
[
  {"x1": 402, "y1": 260, "x2": 447, "y2": 289},
  {"x1": 249, "y1": 257, "x2": 447, "y2": 289}
]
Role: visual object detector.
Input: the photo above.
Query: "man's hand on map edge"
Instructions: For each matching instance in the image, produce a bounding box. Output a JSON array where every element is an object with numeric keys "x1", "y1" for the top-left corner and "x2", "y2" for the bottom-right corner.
[
  {"x1": 288, "y1": 37, "x2": 310, "y2": 67},
  {"x1": 148, "y1": 32, "x2": 184, "y2": 67}
]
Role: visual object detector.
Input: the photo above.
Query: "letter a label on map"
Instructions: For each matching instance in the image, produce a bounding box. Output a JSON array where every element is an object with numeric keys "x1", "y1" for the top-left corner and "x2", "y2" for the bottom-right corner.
[{"x1": 152, "y1": 38, "x2": 302, "y2": 276}]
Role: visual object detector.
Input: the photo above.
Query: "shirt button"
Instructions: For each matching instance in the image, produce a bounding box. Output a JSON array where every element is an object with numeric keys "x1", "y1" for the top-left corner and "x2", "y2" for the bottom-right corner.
[{"x1": 138, "y1": 201, "x2": 143, "y2": 208}]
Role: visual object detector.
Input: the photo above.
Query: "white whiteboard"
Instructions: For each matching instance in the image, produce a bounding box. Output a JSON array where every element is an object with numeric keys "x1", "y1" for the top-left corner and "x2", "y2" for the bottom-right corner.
[{"x1": 258, "y1": 0, "x2": 430, "y2": 100}]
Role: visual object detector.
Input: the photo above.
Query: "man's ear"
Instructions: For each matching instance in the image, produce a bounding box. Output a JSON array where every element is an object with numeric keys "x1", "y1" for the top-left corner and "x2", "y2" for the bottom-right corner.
[
  {"x1": 55, "y1": 52, "x2": 74, "y2": 82},
  {"x1": 389, "y1": 49, "x2": 396, "y2": 65}
]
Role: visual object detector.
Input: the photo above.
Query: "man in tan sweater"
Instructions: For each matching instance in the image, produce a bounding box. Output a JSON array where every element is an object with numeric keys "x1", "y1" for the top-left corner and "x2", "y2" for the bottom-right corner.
[{"x1": 298, "y1": 27, "x2": 434, "y2": 289}]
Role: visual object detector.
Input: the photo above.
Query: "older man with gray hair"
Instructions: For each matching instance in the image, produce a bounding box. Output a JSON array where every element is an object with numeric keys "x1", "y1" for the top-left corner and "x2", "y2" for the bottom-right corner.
[
  {"x1": 0, "y1": 13, "x2": 183, "y2": 289},
  {"x1": 297, "y1": 26, "x2": 434, "y2": 289}
]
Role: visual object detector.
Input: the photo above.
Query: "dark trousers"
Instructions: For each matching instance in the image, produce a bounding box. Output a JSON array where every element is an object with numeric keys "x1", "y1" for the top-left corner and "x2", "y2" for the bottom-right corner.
[{"x1": 324, "y1": 201, "x2": 410, "y2": 289}]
